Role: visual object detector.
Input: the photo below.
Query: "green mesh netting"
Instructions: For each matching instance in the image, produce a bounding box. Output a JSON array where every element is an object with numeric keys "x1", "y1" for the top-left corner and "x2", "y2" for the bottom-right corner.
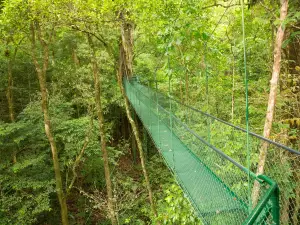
[{"x1": 124, "y1": 78, "x2": 280, "y2": 225}]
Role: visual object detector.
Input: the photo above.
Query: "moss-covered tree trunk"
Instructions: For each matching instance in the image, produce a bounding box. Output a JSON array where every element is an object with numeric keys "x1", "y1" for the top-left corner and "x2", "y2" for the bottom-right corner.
[
  {"x1": 87, "y1": 35, "x2": 118, "y2": 225},
  {"x1": 30, "y1": 22, "x2": 69, "y2": 225}
]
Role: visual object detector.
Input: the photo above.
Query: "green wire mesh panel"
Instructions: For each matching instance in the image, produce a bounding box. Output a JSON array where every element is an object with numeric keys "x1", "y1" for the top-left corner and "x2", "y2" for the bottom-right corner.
[
  {"x1": 137, "y1": 77, "x2": 300, "y2": 225},
  {"x1": 124, "y1": 78, "x2": 280, "y2": 225}
]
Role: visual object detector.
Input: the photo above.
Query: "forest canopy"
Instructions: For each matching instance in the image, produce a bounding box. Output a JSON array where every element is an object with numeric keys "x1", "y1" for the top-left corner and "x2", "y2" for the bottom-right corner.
[{"x1": 0, "y1": 0, "x2": 299, "y2": 224}]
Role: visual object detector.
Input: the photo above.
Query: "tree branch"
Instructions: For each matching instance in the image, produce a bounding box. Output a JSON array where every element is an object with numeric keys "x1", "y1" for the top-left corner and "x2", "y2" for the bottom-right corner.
[
  {"x1": 67, "y1": 116, "x2": 93, "y2": 194},
  {"x1": 71, "y1": 24, "x2": 116, "y2": 59}
]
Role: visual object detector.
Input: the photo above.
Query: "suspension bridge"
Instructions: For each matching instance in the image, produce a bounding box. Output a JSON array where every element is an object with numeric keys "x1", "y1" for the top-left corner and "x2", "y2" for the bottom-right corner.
[{"x1": 124, "y1": 77, "x2": 300, "y2": 225}]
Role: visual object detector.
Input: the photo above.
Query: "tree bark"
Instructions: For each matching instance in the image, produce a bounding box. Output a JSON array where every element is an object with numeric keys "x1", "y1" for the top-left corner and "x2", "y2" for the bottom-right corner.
[
  {"x1": 87, "y1": 35, "x2": 118, "y2": 225},
  {"x1": 117, "y1": 17, "x2": 158, "y2": 217},
  {"x1": 252, "y1": 0, "x2": 289, "y2": 206},
  {"x1": 120, "y1": 12, "x2": 134, "y2": 79},
  {"x1": 131, "y1": 112, "x2": 138, "y2": 163},
  {"x1": 30, "y1": 22, "x2": 69, "y2": 225}
]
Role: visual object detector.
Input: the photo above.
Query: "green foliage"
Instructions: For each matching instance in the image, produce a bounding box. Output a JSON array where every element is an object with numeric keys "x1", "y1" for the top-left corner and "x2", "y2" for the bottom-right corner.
[
  {"x1": 0, "y1": 109, "x2": 54, "y2": 224},
  {"x1": 156, "y1": 184, "x2": 201, "y2": 225},
  {"x1": 112, "y1": 154, "x2": 200, "y2": 225},
  {"x1": 0, "y1": 0, "x2": 299, "y2": 224}
]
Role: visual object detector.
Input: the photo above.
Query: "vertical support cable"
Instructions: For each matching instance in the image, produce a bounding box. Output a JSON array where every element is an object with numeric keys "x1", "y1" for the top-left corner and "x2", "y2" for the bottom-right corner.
[
  {"x1": 155, "y1": 71, "x2": 160, "y2": 148},
  {"x1": 133, "y1": 87, "x2": 137, "y2": 164},
  {"x1": 168, "y1": 54, "x2": 174, "y2": 171},
  {"x1": 204, "y1": 42, "x2": 211, "y2": 143},
  {"x1": 240, "y1": 0, "x2": 251, "y2": 211}
]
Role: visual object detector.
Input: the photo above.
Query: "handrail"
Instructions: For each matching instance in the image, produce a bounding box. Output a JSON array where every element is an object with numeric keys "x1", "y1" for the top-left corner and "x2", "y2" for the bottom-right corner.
[
  {"x1": 137, "y1": 78, "x2": 299, "y2": 155},
  {"x1": 125, "y1": 79, "x2": 259, "y2": 180}
]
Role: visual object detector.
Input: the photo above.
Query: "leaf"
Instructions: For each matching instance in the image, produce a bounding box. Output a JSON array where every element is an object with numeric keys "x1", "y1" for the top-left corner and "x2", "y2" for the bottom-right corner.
[{"x1": 202, "y1": 32, "x2": 209, "y2": 41}]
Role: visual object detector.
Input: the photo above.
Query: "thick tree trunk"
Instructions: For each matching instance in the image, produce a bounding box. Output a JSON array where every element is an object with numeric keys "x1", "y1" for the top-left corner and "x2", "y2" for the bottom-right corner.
[
  {"x1": 87, "y1": 35, "x2": 118, "y2": 225},
  {"x1": 252, "y1": 0, "x2": 289, "y2": 206},
  {"x1": 117, "y1": 16, "x2": 158, "y2": 218},
  {"x1": 30, "y1": 22, "x2": 69, "y2": 225},
  {"x1": 120, "y1": 13, "x2": 134, "y2": 79}
]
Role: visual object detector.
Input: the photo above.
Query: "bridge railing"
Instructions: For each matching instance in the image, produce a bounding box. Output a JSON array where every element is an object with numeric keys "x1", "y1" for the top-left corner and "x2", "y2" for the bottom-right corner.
[{"x1": 136, "y1": 77, "x2": 300, "y2": 225}]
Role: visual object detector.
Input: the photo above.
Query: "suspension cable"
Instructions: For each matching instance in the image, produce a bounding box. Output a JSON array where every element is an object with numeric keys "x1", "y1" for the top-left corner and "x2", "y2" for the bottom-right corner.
[{"x1": 240, "y1": 0, "x2": 251, "y2": 211}]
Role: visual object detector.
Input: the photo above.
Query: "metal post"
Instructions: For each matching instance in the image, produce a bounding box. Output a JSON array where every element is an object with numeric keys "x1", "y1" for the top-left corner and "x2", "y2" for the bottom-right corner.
[{"x1": 271, "y1": 187, "x2": 280, "y2": 224}]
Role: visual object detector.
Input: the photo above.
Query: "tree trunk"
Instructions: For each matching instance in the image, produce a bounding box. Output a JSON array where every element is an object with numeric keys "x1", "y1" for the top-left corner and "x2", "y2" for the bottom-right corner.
[
  {"x1": 131, "y1": 111, "x2": 138, "y2": 163},
  {"x1": 120, "y1": 13, "x2": 134, "y2": 79},
  {"x1": 30, "y1": 22, "x2": 69, "y2": 225},
  {"x1": 252, "y1": 0, "x2": 289, "y2": 206},
  {"x1": 117, "y1": 15, "x2": 158, "y2": 218},
  {"x1": 6, "y1": 56, "x2": 15, "y2": 123},
  {"x1": 6, "y1": 48, "x2": 18, "y2": 163},
  {"x1": 116, "y1": 65, "x2": 158, "y2": 217},
  {"x1": 72, "y1": 48, "x2": 80, "y2": 67},
  {"x1": 87, "y1": 35, "x2": 118, "y2": 225},
  {"x1": 293, "y1": 184, "x2": 300, "y2": 225},
  {"x1": 281, "y1": 198, "x2": 290, "y2": 224}
]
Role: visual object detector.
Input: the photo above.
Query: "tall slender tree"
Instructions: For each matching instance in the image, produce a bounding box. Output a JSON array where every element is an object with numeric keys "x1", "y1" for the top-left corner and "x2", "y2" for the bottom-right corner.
[
  {"x1": 30, "y1": 20, "x2": 69, "y2": 225},
  {"x1": 116, "y1": 14, "x2": 158, "y2": 218},
  {"x1": 252, "y1": 0, "x2": 289, "y2": 205},
  {"x1": 88, "y1": 34, "x2": 118, "y2": 225}
]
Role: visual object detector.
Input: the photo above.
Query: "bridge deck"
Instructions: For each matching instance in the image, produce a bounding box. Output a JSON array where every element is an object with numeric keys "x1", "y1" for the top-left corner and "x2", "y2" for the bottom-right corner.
[{"x1": 125, "y1": 81, "x2": 248, "y2": 224}]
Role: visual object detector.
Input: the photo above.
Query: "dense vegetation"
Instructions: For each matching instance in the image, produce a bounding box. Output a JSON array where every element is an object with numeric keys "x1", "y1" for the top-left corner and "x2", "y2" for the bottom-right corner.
[{"x1": 0, "y1": 0, "x2": 299, "y2": 224}]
